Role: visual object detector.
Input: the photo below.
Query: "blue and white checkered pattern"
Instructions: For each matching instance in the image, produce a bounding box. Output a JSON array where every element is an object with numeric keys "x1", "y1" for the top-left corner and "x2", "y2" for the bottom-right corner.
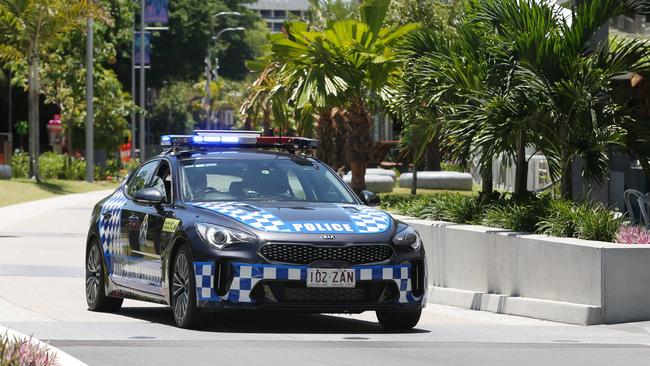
[
  {"x1": 193, "y1": 262, "x2": 421, "y2": 305},
  {"x1": 345, "y1": 206, "x2": 391, "y2": 233},
  {"x1": 98, "y1": 191, "x2": 127, "y2": 273},
  {"x1": 193, "y1": 202, "x2": 292, "y2": 232},
  {"x1": 194, "y1": 202, "x2": 392, "y2": 234},
  {"x1": 194, "y1": 262, "x2": 221, "y2": 301}
]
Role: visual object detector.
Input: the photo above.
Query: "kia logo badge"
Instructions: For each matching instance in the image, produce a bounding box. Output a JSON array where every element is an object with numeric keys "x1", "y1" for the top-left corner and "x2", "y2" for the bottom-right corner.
[{"x1": 321, "y1": 234, "x2": 336, "y2": 240}]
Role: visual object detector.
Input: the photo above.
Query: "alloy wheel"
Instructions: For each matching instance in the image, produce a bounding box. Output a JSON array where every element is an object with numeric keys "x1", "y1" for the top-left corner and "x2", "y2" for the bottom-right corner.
[
  {"x1": 86, "y1": 244, "x2": 101, "y2": 305},
  {"x1": 172, "y1": 252, "x2": 190, "y2": 321}
]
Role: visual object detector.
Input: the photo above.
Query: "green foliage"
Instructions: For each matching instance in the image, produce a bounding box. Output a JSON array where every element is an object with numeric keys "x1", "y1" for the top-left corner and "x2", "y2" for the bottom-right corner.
[
  {"x1": 148, "y1": 0, "x2": 269, "y2": 85},
  {"x1": 537, "y1": 200, "x2": 623, "y2": 242},
  {"x1": 38, "y1": 152, "x2": 65, "y2": 180},
  {"x1": 62, "y1": 157, "x2": 86, "y2": 181},
  {"x1": 382, "y1": 192, "x2": 622, "y2": 242},
  {"x1": 150, "y1": 81, "x2": 197, "y2": 136},
  {"x1": 417, "y1": 193, "x2": 486, "y2": 223},
  {"x1": 441, "y1": 162, "x2": 464, "y2": 172},
  {"x1": 10, "y1": 150, "x2": 28, "y2": 178},
  {"x1": 482, "y1": 196, "x2": 550, "y2": 232},
  {"x1": 389, "y1": 0, "x2": 650, "y2": 198}
]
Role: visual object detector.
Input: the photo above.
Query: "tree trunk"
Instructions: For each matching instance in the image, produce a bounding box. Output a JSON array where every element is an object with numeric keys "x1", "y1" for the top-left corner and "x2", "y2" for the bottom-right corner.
[
  {"x1": 28, "y1": 55, "x2": 41, "y2": 182},
  {"x1": 343, "y1": 98, "x2": 372, "y2": 194},
  {"x1": 513, "y1": 131, "x2": 528, "y2": 199},
  {"x1": 561, "y1": 152, "x2": 573, "y2": 200},
  {"x1": 424, "y1": 134, "x2": 442, "y2": 171},
  {"x1": 316, "y1": 109, "x2": 335, "y2": 167},
  {"x1": 262, "y1": 105, "x2": 272, "y2": 136},
  {"x1": 481, "y1": 159, "x2": 493, "y2": 199},
  {"x1": 243, "y1": 115, "x2": 252, "y2": 131}
]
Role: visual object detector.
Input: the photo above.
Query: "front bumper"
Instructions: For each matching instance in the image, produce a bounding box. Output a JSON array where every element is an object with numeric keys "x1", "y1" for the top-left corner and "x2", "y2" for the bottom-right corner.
[{"x1": 193, "y1": 261, "x2": 426, "y2": 312}]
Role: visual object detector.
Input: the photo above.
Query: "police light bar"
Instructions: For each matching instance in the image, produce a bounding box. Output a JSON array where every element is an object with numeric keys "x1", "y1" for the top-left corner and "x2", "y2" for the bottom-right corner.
[
  {"x1": 161, "y1": 130, "x2": 261, "y2": 147},
  {"x1": 161, "y1": 130, "x2": 320, "y2": 151}
]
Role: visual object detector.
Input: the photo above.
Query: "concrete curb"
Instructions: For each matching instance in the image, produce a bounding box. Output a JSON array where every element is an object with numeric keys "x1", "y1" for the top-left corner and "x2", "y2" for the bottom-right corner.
[
  {"x1": 0, "y1": 325, "x2": 87, "y2": 366},
  {"x1": 428, "y1": 286, "x2": 603, "y2": 325}
]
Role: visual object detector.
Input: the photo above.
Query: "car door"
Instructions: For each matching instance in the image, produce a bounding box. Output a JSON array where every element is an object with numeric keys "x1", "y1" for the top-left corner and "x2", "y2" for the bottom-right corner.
[
  {"x1": 118, "y1": 159, "x2": 163, "y2": 294},
  {"x1": 125, "y1": 159, "x2": 174, "y2": 296}
]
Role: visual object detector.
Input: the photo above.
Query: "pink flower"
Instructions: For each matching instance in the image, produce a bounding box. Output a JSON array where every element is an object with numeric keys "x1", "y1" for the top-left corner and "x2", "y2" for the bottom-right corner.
[{"x1": 616, "y1": 225, "x2": 650, "y2": 244}]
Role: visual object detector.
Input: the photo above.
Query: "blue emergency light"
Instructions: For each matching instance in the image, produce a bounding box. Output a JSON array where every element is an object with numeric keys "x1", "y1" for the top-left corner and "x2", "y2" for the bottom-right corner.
[{"x1": 160, "y1": 130, "x2": 320, "y2": 150}]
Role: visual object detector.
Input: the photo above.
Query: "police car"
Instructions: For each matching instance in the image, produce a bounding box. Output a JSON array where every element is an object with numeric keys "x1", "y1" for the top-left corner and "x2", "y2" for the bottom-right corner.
[{"x1": 85, "y1": 130, "x2": 426, "y2": 330}]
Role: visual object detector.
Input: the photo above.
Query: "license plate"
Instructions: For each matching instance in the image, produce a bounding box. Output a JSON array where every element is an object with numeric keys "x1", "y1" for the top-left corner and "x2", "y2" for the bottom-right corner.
[{"x1": 306, "y1": 268, "x2": 355, "y2": 288}]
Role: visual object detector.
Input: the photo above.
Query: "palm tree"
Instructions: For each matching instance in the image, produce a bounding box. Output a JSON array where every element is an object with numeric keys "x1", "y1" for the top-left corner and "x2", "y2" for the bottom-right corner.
[
  {"x1": 0, "y1": 0, "x2": 95, "y2": 181},
  {"x1": 269, "y1": 0, "x2": 417, "y2": 193},
  {"x1": 476, "y1": 0, "x2": 650, "y2": 198},
  {"x1": 396, "y1": 0, "x2": 650, "y2": 199}
]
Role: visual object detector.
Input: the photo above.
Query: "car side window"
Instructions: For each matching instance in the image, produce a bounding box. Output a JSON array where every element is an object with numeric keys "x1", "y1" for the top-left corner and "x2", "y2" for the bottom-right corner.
[
  {"x1": 153, "y1": 160, "x2": 172, "y2": 203},
  {"x1": 126, "y1": 161, "x2": 159, "y2": 198}
]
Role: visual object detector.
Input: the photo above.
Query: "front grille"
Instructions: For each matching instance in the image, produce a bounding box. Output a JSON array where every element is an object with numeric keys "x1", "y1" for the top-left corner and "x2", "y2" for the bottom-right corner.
[
  {"x1": 259, "y1": 243, "x2": 393, "y2": 265},
  {"x1": 250, "y1": 281, "x2": 399, "y2": 304}
]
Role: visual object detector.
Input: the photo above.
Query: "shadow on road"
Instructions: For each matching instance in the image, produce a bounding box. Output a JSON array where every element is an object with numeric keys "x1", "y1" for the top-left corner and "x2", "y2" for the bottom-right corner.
[{"x1": 116, "y1": 306, "x2": 430, "y2": 335}]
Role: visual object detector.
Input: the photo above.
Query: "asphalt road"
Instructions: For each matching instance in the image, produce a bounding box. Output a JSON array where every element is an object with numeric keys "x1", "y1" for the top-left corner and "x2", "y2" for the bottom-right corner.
[{"x1": 2, "y1": 191, "x2": 650, "y2": 366}]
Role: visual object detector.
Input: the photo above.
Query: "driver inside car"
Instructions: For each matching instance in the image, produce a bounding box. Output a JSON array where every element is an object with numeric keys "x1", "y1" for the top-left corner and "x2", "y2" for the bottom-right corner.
[{"x1": 185, "y1": 169, "x2": 208, "y2": 200}]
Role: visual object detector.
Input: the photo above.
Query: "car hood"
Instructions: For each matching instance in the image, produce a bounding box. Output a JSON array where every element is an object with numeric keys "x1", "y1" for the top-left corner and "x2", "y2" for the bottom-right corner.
[{"x1": 191, "y1": 201, "x2": 393, "y2": 235}]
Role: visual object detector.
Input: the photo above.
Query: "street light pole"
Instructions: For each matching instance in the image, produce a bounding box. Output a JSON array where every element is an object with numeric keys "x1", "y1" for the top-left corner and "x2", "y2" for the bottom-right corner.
[
  {"x1": 205, "y1": 11, "x2": 242, "y2": 130},
  {"x1": 85, "y1": 17, "x2": 94, "y2": 182},
  {"x1": 139, "y1": 0, "x2": 146, "y2": 161},
  {"x1": 130, "y1": 16, "x2": 136, "y2": 162},
  {"x1": 207, "y1": 26, "x2": 245, "y2": 129}
]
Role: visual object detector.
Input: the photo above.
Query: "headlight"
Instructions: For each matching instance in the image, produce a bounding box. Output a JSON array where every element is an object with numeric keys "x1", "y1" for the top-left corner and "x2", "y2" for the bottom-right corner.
[
  {"x1": 195, "y1": 223, "x2": 258, "y2": 249},
  {"x1": 392, "y1": 225, "x2": 422, "y2": 250}
]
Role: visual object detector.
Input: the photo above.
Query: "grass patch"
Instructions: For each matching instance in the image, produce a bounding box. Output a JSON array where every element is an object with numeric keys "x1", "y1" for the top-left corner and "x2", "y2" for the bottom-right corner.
[{"x1": 0, "y1": 178, "x2": 118, "y2": 207}]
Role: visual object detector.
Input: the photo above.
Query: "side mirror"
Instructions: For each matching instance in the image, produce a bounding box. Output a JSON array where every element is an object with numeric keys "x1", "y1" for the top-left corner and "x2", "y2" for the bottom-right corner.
[
  {"x1": 133, "y1": 187, "x2": 164, "y2": 205},
  {"x1": 360, "y1": 190, "x2": 380, "y2": 206}
]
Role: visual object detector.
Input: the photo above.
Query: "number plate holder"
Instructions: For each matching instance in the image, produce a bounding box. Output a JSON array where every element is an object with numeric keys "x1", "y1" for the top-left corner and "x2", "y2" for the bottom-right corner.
[{"x1": 306, "y1": 268, "x2": 356, "y2": 288}]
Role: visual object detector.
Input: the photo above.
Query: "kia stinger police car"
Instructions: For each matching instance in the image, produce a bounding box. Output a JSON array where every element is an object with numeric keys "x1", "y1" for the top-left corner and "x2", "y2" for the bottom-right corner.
[{"x1": 85, "y1": 130, "x2": 427, "y2": 330}]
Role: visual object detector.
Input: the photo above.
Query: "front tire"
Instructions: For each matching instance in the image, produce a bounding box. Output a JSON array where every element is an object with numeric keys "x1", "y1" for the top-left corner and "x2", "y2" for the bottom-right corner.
[
  {"x1": 376, "y1": 309, "x2": 421, "y2": 331},
  {"x1": 171, "y1": 246, "x2": 203, "y2": 329},
  {"x1": 86, "y1": 239, "x2": 123, "y2": 312}
]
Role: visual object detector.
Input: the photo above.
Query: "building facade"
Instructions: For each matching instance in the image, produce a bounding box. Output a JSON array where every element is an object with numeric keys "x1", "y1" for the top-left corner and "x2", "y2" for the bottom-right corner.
[{"x1": 246, "y1": 0, "x2": 310, "y2": 32}]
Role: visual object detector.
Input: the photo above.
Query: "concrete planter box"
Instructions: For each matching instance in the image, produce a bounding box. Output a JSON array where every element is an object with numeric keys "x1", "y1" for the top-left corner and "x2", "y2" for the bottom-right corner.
[
  {"x1": 393, "y1": 214, "x2": 650, "y2": 325},
  {"x1": 399, "y1": 171, "x2": 473, "y2": 191},
  {"x1": 343, "y1": 174, "x2": 394, "y2": 193}
]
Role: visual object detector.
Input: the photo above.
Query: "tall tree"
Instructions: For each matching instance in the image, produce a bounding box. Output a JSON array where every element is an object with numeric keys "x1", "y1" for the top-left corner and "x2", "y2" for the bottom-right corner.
[
  {"x1": 269, "y1": 0, "x2": 417, "y2": 193},
  {"x1": 0, "y1": 0, "x2": 97, "y2": 181}
]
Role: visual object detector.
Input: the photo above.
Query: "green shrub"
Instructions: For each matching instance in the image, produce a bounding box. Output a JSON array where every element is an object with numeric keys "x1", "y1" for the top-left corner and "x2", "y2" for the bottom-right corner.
[
  {"x1": 536, "y1": 199, "x2": 577, "y2": 238},
  {"x1": 483, "y1": 203, "x2": 540, "y2": 232},
  {"x1": 537, "y1": 200, "x2": 621, "y2": 242},
  {"x1": 62, "y1": 157, "x2": 86, "y2": 180},
  {"x1": 482, "y1": 196, "x2": 550, "y2": 232},
  {"x1": 573, "y1": 203, "x2": 622, "y2": 242},
  {"x1": 38, "y1": 152, "x2": 65, "y2": 180},
  {"x1": 382, "y1": 191, "x2": 620, "y2": 242},
  {"x1": 416, "y1": 193, "x2": 487, "y2": 224},
  {"x1": 10, "y1": 151, "x2": 29, "y2": 178}
]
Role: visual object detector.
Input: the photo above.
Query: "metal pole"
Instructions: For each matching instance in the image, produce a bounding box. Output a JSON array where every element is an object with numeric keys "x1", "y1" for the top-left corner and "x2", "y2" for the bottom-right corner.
[
  {"x1": 85, "y1": 17, "x2": 94, "y2": 182},
  {"x1": 139, "y1": 0, "x2": 146, "y2": 161},
  {"x1": 214, "y1": 57, "x2": 219, "y2": 129},
  {"x1": 8, "y1": 69, "x2": 12, "y2": 153},
  {"x1": 130, "y1": 16, "x2": 136, "y2": 161},
  {"x1": 206, "y1": 58, "x2": 212, "y2": 130}
]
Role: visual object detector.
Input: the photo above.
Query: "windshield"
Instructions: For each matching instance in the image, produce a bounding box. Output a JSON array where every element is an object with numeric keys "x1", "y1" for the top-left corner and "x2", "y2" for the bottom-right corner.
[{"x1": 180, "y1": 156, "x2": 357, "y2": 204}]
